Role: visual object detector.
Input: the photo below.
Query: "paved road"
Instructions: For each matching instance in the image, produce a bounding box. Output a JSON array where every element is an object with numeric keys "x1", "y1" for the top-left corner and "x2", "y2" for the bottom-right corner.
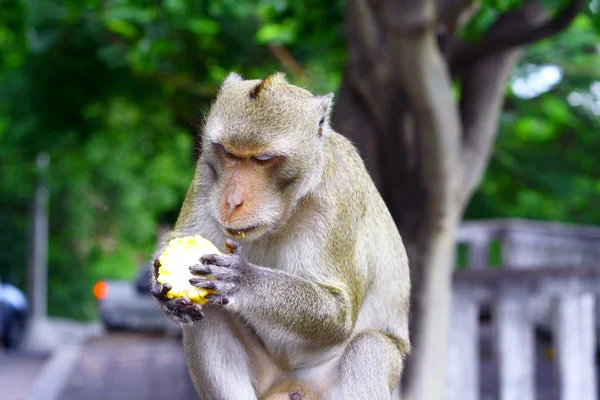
[
  {"x1": 52, "y1": 326, "x2": 567, "y2": 400},
  {"x1": 0, "y1": 351, "x2": 47, "y2": 400},
  {"x1": 58, "y1": 332, "x2": 198, "y2": 400}
]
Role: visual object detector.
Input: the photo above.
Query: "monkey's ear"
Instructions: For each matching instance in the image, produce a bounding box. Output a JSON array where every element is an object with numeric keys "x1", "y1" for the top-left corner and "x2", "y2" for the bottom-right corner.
[
  {"x1": 220, "y1": 72, "x2": 243, "y2": 91},
  {"x1": 316, "y1": 93, "x2": 334, "y2": 138}
]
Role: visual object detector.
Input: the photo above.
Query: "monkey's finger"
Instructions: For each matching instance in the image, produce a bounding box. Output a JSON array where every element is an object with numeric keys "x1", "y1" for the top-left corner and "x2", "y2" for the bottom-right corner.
[
  {"x1": 189, "y1": 278, "x2": 217, "y2": 291},
  {"x1": 202, "y1": 265, "x2": 241, "y2": 282},
  {"x1": 151, "y1": 283, "x2": 172, "y2": 300},
  {"x1": 224, "y1": 238, "x2": 240, "y2": 254},
  {"x1": 152, "y1": 257, "x2": 162, "y2": 278},
  {"x1": 165, "y1": 297, "x2": 191, "y2": 311},
  {"x1": 205, "y1": 294, "x2": 230, "y2": 305},
  {"x1": 153, "y1": 257, "x2": 161, "y2": 273},
  {"x1": 188, "y1": 306, "x2": 205, "y2": 320},
  {"x1": 200, "y1": 254, "x2": 219, "y2": 265},
  {"x1": 181, "y1": 303, "x2": 205, "y2": 320},
  {"x1": 209, "y1": 254, "x2": 244, "y2": 269},
  {"x1": 189, "y1": 264, "x2": 212, "y2": 276}
]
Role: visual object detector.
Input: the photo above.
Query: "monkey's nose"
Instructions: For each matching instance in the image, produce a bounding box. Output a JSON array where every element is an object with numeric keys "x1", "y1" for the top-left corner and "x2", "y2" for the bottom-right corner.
[
  {"x1": 226, "y1": 188, "x2": 244, "y2": 212},
  {"x1": 290, "y1": 393, "x2": 302, "y2": 400}
]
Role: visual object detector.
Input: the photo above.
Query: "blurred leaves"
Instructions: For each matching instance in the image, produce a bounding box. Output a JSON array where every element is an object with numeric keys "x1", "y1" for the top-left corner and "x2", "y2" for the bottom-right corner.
[
  {"x1": 458, "y1": 0, "x2": 600, "y2": 43},
  {"x1": 257, "y1": 19, "x2": 298, "y2": 44},
  {"x1": 0, "y1": 0, "x2": 345, "y2": 320},
  {"x1": 466, "y1": 12, "x2": 600, "y2": 224}
]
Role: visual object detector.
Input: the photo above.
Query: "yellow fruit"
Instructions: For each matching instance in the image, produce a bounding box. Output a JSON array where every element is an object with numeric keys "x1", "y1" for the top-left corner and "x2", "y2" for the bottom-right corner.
[{"x1": 156, "y1": 235, "x2": 221, "y2": 305}]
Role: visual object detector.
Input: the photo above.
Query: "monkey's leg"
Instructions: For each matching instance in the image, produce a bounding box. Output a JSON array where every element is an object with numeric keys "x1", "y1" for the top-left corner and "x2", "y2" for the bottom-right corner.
[
  {"x1": 327, "y1": 330, "x2": 407, "y2": 400},
  {"x1": 182, "y1": 310, "x2": 265, "y2": 400}
]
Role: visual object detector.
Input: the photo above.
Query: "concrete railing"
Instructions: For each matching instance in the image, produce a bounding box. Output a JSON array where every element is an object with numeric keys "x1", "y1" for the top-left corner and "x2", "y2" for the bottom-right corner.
[{"x1": 447, "y1": 219, "x2": 600, "y2": 400}]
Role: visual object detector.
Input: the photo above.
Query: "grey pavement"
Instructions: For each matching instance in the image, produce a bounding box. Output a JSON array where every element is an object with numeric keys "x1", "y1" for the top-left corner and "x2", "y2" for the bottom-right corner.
[
  {"x1": 28, "y1": 344, "x2": 83, "y2": 400},
  {"x1": 0, "y1": 351, "x2": 47, "y2": 400},
  {"x1": 58, "y1": 332, "x2": 198, "y2": 400},
  {"x1": 1, "y1": 324, "x2": 576, "y2": 400}
]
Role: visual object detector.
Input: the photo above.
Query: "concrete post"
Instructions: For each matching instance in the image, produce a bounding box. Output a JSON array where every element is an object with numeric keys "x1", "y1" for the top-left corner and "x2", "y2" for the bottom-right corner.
[{"x1": 27, "y1": 152, "x2": 50, "y2": 319}]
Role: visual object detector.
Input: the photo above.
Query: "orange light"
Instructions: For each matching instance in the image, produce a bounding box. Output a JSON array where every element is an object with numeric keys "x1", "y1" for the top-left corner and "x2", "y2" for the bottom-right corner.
[{"x1": 93, "y1": 280, "x2": 109, "y2": 300}]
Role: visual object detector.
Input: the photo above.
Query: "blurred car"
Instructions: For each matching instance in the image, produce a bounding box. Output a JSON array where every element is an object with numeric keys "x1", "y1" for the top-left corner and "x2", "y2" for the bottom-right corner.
[
  {"x1": 94, "y1": 265, "x2": 180, "y2": 333},
  {"x1": 0, "y1": 278, "x2": 29, "y2": 350}
]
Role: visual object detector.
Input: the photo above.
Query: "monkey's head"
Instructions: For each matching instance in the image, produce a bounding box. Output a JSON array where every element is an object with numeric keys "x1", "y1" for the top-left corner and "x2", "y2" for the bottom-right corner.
[{"x1": 200, "y1": 72, "x2": 334, "y2": 241}]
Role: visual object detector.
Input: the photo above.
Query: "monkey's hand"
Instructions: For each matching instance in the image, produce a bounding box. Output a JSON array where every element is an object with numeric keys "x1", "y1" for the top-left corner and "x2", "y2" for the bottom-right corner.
[
  {"x1": 151, "y1": 257, "x2": 205, "y2": 323},
  {"x1": 188, "y1": 238, "x2": 246, "y2": 306}
]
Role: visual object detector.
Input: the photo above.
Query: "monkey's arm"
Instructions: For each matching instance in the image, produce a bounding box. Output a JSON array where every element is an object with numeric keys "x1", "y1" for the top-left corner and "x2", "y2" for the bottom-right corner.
[{"x1": 190, "y1": 250, "x2": 355, "y2": 346}]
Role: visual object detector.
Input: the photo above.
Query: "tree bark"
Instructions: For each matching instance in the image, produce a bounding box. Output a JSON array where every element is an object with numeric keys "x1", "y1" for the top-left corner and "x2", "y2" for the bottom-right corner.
[
  {"x1": 335, "y1": 3, "x2": 461, "y2": 398},
  {"x1": 334, "y1": 0, "x2": 583, "y2": 399}
]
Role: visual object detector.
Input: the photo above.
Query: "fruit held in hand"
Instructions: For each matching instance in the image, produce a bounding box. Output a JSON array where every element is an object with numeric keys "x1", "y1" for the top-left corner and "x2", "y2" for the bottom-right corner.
[{"x1": 156, "y1": 235, "x2": 221, "y2": 305}]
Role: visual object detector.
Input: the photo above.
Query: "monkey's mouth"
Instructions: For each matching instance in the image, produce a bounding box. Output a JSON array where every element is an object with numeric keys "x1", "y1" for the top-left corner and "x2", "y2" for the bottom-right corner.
[{"x1": 224, "y1": 225, "x2": 261, "y2": 238}]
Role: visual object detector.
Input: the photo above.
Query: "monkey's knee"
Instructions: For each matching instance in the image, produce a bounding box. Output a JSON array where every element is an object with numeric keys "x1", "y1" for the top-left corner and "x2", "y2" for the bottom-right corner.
[
  {"x1": 347, "y1": 330, "x2": 408, "y2": 362},
  {"x1": 330, "y1": 330, "x2": 407, "y2": 399},
  {"x1": 261, "y1": 380, "x2": 320, "y2": 400}
]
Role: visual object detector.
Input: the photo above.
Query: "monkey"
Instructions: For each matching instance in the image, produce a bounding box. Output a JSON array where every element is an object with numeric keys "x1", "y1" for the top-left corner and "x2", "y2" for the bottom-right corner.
[{"x1": 150, "y1": 72, "x2": 410, "y2": 400}]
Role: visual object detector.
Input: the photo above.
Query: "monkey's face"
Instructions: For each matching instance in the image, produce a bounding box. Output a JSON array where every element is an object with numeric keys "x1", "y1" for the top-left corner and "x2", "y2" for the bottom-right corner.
[
  {"x1": 206, "y1": 141, "x2": 287, "y2": 241},
  {"x1": 200, "y1": 73, "x2": 333, "y2": 241}
]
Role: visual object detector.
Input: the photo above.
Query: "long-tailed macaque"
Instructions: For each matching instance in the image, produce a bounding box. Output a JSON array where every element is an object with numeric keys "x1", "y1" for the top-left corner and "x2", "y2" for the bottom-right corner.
[{"x1": 150, "y1": 72, "x2": 410, "y2": 400}]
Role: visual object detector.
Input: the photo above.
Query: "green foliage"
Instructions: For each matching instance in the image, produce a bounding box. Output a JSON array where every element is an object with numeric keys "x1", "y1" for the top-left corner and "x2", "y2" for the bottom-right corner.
[
  {"x1": 0, "y1": 0, "x2": 345, "y2": 320},
  {"x1": 459, "y1": 7, "x2": 503, "y2": 43},
  {"x1": 466, "y1": 14, "x2": 600, "y2": 226},
  {"x1": 458, "y1": 0, "x2": 600, "y2": 43}
]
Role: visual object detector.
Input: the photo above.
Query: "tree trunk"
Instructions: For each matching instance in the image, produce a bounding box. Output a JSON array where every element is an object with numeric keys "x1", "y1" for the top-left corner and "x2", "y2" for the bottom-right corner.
[
  {"x1": 336, "y1": 68, "x2": 461, "y2": 400},
  {"x1": 333, "y1": 0, "x2": 581, "y2": 398},
  {"x1": 335, "y1": 2, "x2": 463, "y2": 398}
]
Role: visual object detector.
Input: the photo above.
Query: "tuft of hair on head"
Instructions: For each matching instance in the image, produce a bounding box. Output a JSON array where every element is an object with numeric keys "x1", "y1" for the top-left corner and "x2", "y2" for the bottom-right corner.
[
  {"x1": 249, "y1": 72, "x2": 287, "y2": 100},
  {"x1": 219, "y1": 72, "x2": 243, "y2": 93}
]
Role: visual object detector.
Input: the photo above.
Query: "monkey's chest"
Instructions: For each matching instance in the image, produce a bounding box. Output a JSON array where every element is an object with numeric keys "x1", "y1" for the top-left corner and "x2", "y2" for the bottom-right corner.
[{"x1": 241, "y1": 317, "x2": 341, "y2": 370}]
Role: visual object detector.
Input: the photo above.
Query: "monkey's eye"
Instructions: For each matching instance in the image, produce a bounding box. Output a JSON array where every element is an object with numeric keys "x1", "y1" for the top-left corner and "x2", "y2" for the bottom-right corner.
[
  {"x1": 223, "y1": 148, "x2": 238, "y2": 160},
  {"x1": 213, "y1": 143, "x2": 239, "y2": 161},
  {"x1": 253, "y1": 154, "x2": 275, "y2": 165}
]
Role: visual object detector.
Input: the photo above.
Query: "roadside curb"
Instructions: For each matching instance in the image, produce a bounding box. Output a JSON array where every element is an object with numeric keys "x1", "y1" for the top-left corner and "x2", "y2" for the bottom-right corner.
[{"x1": 27, "y1": 343, "x2": 82, "y2": 400}]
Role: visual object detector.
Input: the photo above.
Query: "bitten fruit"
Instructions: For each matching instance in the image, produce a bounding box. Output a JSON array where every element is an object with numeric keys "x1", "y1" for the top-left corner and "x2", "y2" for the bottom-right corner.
[{"x1": 156, "y1": 235, "x2": 221, "y2": 305}]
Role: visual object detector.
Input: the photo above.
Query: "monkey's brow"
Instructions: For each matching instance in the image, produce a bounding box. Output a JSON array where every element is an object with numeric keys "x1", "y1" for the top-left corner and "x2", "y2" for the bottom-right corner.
[{"x1": 212, "y1": 141, "x2": 282, "y2": 158}]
